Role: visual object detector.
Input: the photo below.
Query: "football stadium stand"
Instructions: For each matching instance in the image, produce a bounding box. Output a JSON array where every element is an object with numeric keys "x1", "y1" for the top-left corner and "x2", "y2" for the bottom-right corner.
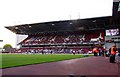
[{"x1": 5, "y1": 1, "x2": 120, "y2": 54}]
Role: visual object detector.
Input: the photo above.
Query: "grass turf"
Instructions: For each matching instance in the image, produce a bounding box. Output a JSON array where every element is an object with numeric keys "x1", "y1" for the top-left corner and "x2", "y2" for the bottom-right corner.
[{"x1": 1, "y1": 54, "x2": 92, "y2": 68}]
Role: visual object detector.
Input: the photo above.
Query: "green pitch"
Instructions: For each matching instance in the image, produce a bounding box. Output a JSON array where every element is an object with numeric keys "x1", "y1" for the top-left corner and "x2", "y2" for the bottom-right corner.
[{"x1": 1, "y1": 54, "x2": 91, "y2": 68}]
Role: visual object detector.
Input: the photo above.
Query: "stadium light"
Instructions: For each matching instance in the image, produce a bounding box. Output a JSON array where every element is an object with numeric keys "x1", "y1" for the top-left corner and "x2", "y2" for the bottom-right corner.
[
  {"x1": 52, "y1": 24, "x2": 55, "y2": 26},
  {"x1": 29, "y1": 26, "x2": 32, "y2": 28},
  {"x1": 92, "y1": 20, "x2": 96, "y2": 23},
  {"x1": 69, "y1": 22, "x2": 73, "y2": 24},
  {"x1": 15, "y1": 27, "x2": 18, "y2": 29}
]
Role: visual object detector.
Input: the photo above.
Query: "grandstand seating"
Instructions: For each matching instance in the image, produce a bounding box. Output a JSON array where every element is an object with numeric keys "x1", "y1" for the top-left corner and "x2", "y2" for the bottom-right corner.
[
  {"x1": 19, "y1": 31, "x2": 104, "y2": 45},
  {"x1": 16, "y1": 31, "x2": 105, "y2": 53}
]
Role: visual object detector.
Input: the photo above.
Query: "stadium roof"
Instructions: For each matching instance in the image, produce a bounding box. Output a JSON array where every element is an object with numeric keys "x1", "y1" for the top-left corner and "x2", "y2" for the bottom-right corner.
[
  {"x1": 5, "y1": 1, "x2": 120, "y2": 35},
  {"x1": 5, "y1": 16, "x2": 115, "y2": 35}
]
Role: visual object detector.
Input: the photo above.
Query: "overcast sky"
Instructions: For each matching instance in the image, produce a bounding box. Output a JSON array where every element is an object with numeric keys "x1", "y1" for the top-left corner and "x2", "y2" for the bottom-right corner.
[{"x1": 0, "y1": 0, "x2": 113, "y2": 48}]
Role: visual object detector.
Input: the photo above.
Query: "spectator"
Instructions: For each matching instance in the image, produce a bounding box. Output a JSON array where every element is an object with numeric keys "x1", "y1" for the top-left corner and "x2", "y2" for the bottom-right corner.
[
  {"x1": 93, "y1": 47, "x2": 99, "y2": 56},
  {"x1": 109, "y1": 44, "x2": 117, "y2": 63},
  {"x1": 72, "y1": 50, "x2": 76, "y2": 55},
  {"x1": 116, "y1": 48, "x2": 120, "y2": 63},
  {"x1": 41, "y1": 50, "x2": 44, "y2": 55},
  {"x1": 50, "y1": 50, "x2": 53, "y2": 54}
]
